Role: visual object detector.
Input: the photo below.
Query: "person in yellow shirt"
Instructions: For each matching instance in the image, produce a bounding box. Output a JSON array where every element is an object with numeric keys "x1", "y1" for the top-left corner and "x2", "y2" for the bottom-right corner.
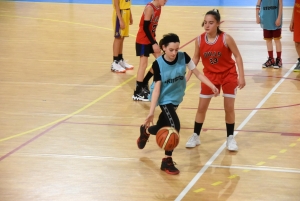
[{"x1": 111, "y1": 0, "x2": 134, "y2": 73}]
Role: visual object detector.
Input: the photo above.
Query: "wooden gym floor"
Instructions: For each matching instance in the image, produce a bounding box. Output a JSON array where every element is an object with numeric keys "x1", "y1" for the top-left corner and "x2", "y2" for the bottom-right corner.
[{"x1": 0, "y1": 1, "x2": 299, "y2": 201}]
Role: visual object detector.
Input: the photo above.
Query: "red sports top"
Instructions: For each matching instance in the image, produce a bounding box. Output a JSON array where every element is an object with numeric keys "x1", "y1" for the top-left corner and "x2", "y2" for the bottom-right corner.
[
  {"x1": 199, "y1": 32, "x2": 236, "y2": 73},
  {"x1": 136, "y1": 3, "x2": 161, "y2": 44}
]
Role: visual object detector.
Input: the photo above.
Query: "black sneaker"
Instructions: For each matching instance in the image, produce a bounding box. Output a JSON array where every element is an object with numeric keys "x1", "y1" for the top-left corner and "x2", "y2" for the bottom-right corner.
[
  {"x1": 262, "y1": 57, "x2": 275, "y2": 68},
  {"x1": 143, "y1": 85, "x2": 150, "y2": 94},
  {"x1": 273, "y1": 58, "x2": 282, "y2": 69},
  {"x1": 132, "y1": 88, "x2": 149, "y2": 101},
  {"x1": 137, "y1": 125, "x2": 150, "y2": 149},
  {"x1": 294, "y1": 61, "x2": 300, "y2": 72},
  {"x1": 161, "y1": 157, "x2": 180, "y2": 175}
]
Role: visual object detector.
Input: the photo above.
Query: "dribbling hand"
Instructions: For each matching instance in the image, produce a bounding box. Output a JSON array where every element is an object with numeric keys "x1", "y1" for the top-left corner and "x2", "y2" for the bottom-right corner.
[{"x1": 144, "y1": 114, "x2": 154, "y2": 128}]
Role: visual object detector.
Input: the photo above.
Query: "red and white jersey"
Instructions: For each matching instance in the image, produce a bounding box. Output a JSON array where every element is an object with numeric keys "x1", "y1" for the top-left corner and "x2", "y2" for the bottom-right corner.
[
  {"x1": 136, "y1": 3, "x2": 161, "y2": 44},
  {"x1": 199, "y1": 32, "x2": 236, "y2": 73}
]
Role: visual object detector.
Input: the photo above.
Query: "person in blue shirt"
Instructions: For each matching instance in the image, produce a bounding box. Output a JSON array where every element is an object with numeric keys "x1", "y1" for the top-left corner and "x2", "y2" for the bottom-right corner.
[
  {"x1": 136, "y1": 33, "x2": 219, "y2": 175},
  {"x1": 256, "y1": 0, "x2": 283, "y2": 68}
]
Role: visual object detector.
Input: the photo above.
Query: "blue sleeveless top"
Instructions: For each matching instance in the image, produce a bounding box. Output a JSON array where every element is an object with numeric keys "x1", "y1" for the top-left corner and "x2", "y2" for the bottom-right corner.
[
  {"x1": 259, "y1": 0, "x2": 282, "y2": 30},
  {"x1": 149, "y1": 52, "x2": 186, "y2": 105}
]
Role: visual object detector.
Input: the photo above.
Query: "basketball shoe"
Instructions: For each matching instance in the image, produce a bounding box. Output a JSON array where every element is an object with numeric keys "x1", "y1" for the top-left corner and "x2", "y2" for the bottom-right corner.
[
  {"x1": 111, "y1": 60, "x2": 126, "y2": 73},
  {"x1": 132, "y1": 88, "x2": 149, "y2": 101},
  {"x1": 273, "y1": 58, "x2": 282, "y2": 69},
  {"x1": 142, "y1": 84, "x2": 150, "y2": 94},
  {"x1": 262, "y1": 57, "x2": 275, "y2": 68},
  {"x1": 185, "y1": 133, "x2": 201, "y2": 148},
  {"x1": 119, "y1": 59, "x2": 134, "y2": 70},
  {"x1": 161, "y1": 157, "x2": 180, "y2": 175},
  {"x1": 137, "y1": 125, "x2": 150, "y2": 149},
  {"x1": 227, "y1": 135, "x2": 238, "y2": 151},
  {"x1": 294, "y1": 60, "x2": 300, "y2": 72}
]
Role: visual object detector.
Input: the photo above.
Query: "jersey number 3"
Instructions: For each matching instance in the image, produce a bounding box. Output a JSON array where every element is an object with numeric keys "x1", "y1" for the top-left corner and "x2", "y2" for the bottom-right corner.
[{"x1": 209, "y1": 58, "x2": 218, "y2": 65}]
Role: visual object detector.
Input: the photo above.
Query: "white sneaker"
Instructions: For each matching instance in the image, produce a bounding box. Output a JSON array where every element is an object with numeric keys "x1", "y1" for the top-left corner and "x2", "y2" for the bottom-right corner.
[
  {"x1": 119, "y1": 59, "x2": 134, "y2": 70},
  {"x1": 186, "y1": 133, "x2": 201, "y2": 148},
  {"x1": 111, "y1": 61, "x2": 126, "y2": 73},
  {"x1": 227, "y1": 135, "x2": 238, "y2": 151}
]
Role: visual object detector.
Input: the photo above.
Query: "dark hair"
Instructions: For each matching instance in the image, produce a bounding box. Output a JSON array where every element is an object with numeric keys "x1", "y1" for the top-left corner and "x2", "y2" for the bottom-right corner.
[
  {"x1": 202, "y1": 9, "x2": 222, "y2": 35},
  {"x1": 159, "y1": 33, "x2": 180, "y2": 50}
]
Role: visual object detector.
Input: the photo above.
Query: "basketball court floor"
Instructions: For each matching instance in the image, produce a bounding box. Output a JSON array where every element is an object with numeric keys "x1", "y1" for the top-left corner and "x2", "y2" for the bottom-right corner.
[{"x1": 0, "y1": 0, "x2": 299, "y2": 200}]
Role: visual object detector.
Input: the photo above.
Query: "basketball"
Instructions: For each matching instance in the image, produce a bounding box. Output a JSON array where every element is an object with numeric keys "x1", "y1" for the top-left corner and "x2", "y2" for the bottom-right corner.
[{"x1": 156, "y1": 127, "x2": 180, "y2": 151}]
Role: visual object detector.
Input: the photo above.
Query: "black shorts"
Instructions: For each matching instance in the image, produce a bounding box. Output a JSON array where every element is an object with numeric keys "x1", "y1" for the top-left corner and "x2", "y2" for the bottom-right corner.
[{"x1": 135, "y1": 43, "x2": 154, "y2": 57}]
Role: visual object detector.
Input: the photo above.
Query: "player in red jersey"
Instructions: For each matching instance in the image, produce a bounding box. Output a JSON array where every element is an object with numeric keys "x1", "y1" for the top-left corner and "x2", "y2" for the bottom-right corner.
[
  {"x1": 185, "y1": 9, "x2": 246, "y2": 151},
  {"x1": 132, "y1": 0, "x2": 167, "y2": 101},
  {"x1": 290, "y1": 0, "x2": 300, "y2": 72}
]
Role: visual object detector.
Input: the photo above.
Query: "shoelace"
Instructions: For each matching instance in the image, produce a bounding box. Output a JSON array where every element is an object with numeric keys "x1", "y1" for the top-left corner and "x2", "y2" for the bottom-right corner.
[
  {"x1": 167, "y1": 161, "x2": 177, "y2": 170},
  {"x1": 188, "y1": 135, "x2": 198, "y2": 142}
]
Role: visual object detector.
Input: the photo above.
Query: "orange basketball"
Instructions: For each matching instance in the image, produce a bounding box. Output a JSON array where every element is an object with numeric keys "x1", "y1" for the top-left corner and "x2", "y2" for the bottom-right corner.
[{"x1": 156, "y1": 127, "x2": 180, "y2": 151}]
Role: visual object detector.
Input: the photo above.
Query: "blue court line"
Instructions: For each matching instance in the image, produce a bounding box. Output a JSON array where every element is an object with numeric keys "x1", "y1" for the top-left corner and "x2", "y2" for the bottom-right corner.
[{"x1": 10, "y1": 0, "x2": 295, "y2": 6}]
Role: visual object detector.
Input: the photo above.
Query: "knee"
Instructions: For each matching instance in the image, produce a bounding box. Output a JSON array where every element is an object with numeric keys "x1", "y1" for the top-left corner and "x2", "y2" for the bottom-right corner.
[
  {"x1": 224, "y1": 106, "x2": 234, "y2": 114},
  {"x1": 296, "y1": 42, "x2": 300, "y2": 48}
]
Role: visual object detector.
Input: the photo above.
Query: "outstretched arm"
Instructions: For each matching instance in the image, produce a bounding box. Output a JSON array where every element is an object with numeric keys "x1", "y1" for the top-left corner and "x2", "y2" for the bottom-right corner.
[{"x1": 191, "y1": 67, "x2": 219, "y2": 96}]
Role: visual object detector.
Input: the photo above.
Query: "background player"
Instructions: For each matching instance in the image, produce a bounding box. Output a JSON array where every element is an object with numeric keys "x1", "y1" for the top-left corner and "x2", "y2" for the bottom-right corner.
[
  {"x1": 290, "y1": 0, "x2": 300, "y2": 71},
  {"x1": 133, "y1": 0, "x2": 166, "y2": 101},
  {"x1": 111, "y1": 0, "x2": 134, "y2": 73},
  {"x1": 256, "y1": 0, "x2": 283, "y2": 69}
]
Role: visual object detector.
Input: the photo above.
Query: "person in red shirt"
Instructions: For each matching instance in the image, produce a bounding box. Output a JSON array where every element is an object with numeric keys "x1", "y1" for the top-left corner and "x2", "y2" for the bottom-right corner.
[
  {"x1": 185, "y1": 9, "x2": 246, "y2": 151},
  {"x1": 132, "y1": 0, "x2": 167, "y2": 101},
  {"x1": 290, "y1": 0, "x2": 300, "y2": 71}
]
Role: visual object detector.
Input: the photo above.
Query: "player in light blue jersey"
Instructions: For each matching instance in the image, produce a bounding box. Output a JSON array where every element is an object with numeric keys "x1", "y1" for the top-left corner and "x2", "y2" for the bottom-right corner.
[
  {"x1": 256, "y1": 0, "x2": 283, "y2": 68},
  {"x1": 136, "y1": 33, "x2": 218, "y2": 175}
]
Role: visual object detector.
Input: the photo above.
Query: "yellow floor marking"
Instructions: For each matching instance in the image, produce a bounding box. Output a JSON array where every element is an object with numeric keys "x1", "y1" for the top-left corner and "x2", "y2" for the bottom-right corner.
[
  {"x1": 211, "y1": 181, "x2": 222, "y2": 186},
  {"x1": 297, "y1": 138, "x2": 300, "y2": 141},
  {"x1": 185, "y1": 83, "x2": 195, "y2": 92},
  {"x1": 0, "y1": 14, "x2": 152, "y2": 142},
  {"x1": 0, "y1": 14, "x2": 139, "y2": 37},
  {"x1": 0, "y1": 75, "x2": 136, "y2": 142},
  {"x1": 256, "y1": 162, "x2": 266, "y2": 166},
  {"x1": 289, "y1": 143, "x2": 296, "y2": 147},
  {"x1": 243, "y1": 169, "x2": 251, "y2": 173},
  {"x1": 193, "y1": 188, "x2": 206, "y2": 193},
  {"x1": 228, "y1": 174, "x2": 239, "y2": 179},
  {"x1": 279, "y1": 149, "x2": 287, "y2": 153},
  {"x1": 268, "y1": 155, "x2": 277, "y2": 159}
]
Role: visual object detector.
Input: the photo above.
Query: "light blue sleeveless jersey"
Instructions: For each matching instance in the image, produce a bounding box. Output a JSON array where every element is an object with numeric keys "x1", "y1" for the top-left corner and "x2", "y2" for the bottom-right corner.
[
  {"x1": 149, "y1": 52, "x2": 186, "y2": 105},
  {"x1": 259, "y1": 0, "x2": 282, "y2": 30}
]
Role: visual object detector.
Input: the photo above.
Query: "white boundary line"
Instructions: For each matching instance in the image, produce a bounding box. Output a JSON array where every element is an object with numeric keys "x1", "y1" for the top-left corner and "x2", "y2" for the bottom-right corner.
[
  {"x1": 210, "y1": 165, "x2": 300, "y2": 174},
  {"x1": 175, "y1": 65, "x2": 297, "y2": 201}
]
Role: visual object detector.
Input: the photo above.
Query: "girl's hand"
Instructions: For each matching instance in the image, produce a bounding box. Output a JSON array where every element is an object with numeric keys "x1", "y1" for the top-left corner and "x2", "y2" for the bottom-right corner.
[
  {"x1": 275, "y1": 18, "x2": 281, "y2": 27},
  {"x1": 256, "y1": 16, "x2": 260, "y2": 24},
  {"x1": 119, "y1": 18, "x2": 125, "y2": 29},
  {"x1": 238, "y1": 77, "x2": 246, "y2": 89},
  {"x1": 144, "y1": 114, "x2": 154, "y2": 128},
  {"x1": 211, "y1": 86, "x2": 219, "y2": 97},
  {"x1": 130, "y1": 16, "x2": 133, "y2": 25},
  {"x1": 152, "y1": 43, "x2": 161, "y2": 55},
  {"x1": 290, "y1": 21, "x2": 294, "y2": 32}
]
